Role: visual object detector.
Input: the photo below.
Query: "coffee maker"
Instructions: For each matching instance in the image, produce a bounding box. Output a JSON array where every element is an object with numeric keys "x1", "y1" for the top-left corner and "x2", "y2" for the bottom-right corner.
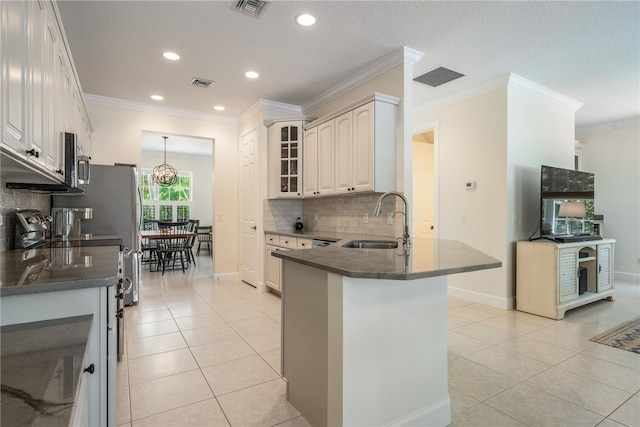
[{"x1": 51, "y1": 207, "x2": 93, "y2": 239}]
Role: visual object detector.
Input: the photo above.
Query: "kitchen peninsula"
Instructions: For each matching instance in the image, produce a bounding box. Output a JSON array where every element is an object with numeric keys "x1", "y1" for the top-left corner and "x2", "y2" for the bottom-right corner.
[{"x1": 272, "y1": 237, "x2": 501, "y2": 427}]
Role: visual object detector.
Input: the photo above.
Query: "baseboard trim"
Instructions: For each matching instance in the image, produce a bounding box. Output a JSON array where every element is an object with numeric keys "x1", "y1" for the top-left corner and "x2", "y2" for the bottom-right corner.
[
  {"x1": 447, "y1": 286, "x2": 513, "y2": 310},
  {"x1": 615, "y1": 272, "x2": 640, "y2": 284},
  {"x1": 214, "y1": 272, "x2": 239, "y2": 282}
]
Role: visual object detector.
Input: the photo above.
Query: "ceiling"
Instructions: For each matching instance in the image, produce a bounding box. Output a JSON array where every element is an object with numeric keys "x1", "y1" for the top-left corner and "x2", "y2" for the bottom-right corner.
[{"x1": 57, "y1": 0, "x2": 639, "y2": 151}]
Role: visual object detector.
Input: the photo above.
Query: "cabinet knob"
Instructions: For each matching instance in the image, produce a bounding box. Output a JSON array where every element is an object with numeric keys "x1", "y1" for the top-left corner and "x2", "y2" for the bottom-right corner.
[{"x1": 84, "y1": 363, "x2": 95, "y2": 374}]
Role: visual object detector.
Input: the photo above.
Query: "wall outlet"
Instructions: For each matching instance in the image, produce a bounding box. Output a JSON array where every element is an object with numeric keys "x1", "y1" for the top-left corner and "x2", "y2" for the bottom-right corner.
[
  {"x1": 387, "y1": 213, "x2": 394, "y2": 225},
  {"x1": 460, "y1": 212, "x2": 467, "y2": 223},
  {"x1": 363, "y1": 212, "x2": 369, "y2": 224},
  {"x1": 314, "y1": 213, "x2": 318, "y2": 221},
  {"x1": 512, "y1": 213, "x2": 519, "y2": 224}
]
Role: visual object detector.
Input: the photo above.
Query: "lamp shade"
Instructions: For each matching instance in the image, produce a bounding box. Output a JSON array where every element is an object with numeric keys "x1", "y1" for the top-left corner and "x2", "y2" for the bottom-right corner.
[{"x1": 558, "y1": 201, "x2": 586, "y2": 218}]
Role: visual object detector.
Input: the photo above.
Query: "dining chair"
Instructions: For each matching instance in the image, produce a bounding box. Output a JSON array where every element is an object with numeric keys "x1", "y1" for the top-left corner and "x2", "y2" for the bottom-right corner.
[
  {"x1": 196, "y1": 225, "x2": 213, "y2": 256},
  {"x1": 141, "y1": 219, "x2": 159, "y2": 264},
  {"x1": 154, "y1": 221, "x2": 191, "y2": 274},
  {"x1": 185, "y1": 219, "x2": 200, "y2": 266}
]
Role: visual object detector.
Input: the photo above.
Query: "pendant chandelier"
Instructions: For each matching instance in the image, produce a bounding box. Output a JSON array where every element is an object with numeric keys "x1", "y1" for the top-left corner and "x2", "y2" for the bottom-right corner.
[{"x1": 153, "y1": 136, "x2": 177, "y2": 186}]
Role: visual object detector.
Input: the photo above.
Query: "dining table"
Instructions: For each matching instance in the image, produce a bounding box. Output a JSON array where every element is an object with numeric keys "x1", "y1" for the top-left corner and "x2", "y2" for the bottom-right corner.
[
  {"x1": 140, "y1": 230, "x2": 198, "y2": 272},
  {"x1": 141, "y1": 230, "x2": 197, "y2": 240}
]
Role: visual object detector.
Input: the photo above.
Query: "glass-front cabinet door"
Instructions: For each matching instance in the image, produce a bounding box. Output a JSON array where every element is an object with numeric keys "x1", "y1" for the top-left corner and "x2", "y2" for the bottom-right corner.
[{"x1": 268, "y1": 119, "x2": 305, "y2": 198}]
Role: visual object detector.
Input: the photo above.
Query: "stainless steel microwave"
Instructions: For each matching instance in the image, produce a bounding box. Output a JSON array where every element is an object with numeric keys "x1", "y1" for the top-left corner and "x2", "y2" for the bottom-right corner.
[{"x1": 5, "y1": 132, "x2": 91, "y2": 194}]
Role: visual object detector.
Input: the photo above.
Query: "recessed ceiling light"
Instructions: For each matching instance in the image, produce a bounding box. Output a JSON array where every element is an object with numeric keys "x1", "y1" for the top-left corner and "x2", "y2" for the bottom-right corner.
[
  {"x1": 213, "y1": 105, "x2": 225, "y2": 111},
  {"x1": 150, "y1": 95, "x2": 164, "y2": 101},
  {"x1": 295, "y1": 13, "x2": 316, "y2": 27},
  {"x1": 162, "y1": 51, "x2": 180, "y2": 61},
  {"x1": 245, "y1": 71, "x2": 259, "y2": 79}
]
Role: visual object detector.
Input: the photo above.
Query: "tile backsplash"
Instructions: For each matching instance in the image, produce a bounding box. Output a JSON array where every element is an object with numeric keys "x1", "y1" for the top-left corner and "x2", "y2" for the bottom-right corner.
[
  {"x1": 0, "y1": 177, "x2": 50, "y2": 252},
  {"x1": 264, "y1": 193, "x2": 400, "y2": 238}
]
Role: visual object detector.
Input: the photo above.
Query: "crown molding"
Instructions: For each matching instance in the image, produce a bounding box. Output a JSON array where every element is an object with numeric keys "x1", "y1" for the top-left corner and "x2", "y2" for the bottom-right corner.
[
  {"x1": 83, "y1": 94, "x2": 239, "y2": 125},
  {"x1": 576, "y1": 116, "x2": 640, "y2": 136},
  {"x1": 413, "y1": 73, "x2": 583, "y2": 116},
  {"x1": 412, "y1": 74, "x2": 511, "y2": 115},
  {"x1": 506, "y1": 73, "x2": 583, "y2": 112},
  {"x1": 302, "y1": 46, "x2": 424, "y2": 113},
  {"x1": 238, "y1": 99, "x2": 303, "y2": 123}
]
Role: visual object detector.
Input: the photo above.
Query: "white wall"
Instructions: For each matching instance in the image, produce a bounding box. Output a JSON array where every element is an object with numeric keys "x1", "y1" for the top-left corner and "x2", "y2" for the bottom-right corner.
[
  {"x1": 577, "y1": 124, "x2": 640, "y2": 281},
  {"x1": 141, "y1": 150, "x2": 213, "y2": 226},
  {"x1": 415, "y1": 88, "x2": 509, "y2": 307},
  {"x1": 85, "y1": 102, "x2": 239, "y2": 275},
  {"x1": 413, "y1": 77, "x2": 580, "y2": 309}
]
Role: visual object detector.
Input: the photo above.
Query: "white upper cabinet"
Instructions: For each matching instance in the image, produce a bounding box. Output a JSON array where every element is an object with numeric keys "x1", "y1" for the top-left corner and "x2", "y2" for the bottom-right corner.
[
  {"x1": 1, "y1": 0, "x2": 92, "y2": 180},
  {"x1": 302, "y1": 126, "x2": 318, "y2": 197},
  {"x1": 306, "y1": 93, "x2": 399, "y2": 197},
  {"x1": 27, "y1": 0, "x2": 46, "y2": 168},
  {"x1": 303, "y1": 120, "x2": 335, "y2": 197},
  {"x1": 334, "y1": 111, "x2": 352, "y2": 194},
  {"x1": 1, "y1": 1, "x2": 27, "y2": 155},
  {"x1": 267, "y1": 119, "x2": 305, "y2": 199},
  {"x1": 316, "y1": 120, "x2": 335, "y2": 196}
]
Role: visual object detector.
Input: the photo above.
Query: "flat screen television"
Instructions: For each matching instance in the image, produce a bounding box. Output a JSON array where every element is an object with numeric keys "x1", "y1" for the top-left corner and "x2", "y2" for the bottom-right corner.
[{"x1": 540, "y1": 165, "x2": 595, "y2": 238}]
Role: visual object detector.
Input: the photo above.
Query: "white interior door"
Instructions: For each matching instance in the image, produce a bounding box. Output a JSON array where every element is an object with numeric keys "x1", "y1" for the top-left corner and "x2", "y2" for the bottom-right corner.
[
  {"x1": 240, "y1": 127, "x2": 259, "y2": 286},
  {"x1": 413, "y1": 131, "x2": 435, "y2": 239}
]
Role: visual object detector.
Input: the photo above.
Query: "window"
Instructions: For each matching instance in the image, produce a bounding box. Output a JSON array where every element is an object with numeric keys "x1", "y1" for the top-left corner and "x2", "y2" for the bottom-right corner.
[{"x1": 141, "y1": 169, "x2": 193, "y2": 223}]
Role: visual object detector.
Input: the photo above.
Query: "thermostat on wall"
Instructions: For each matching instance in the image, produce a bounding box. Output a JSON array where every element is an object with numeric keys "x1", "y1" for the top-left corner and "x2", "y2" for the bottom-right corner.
[{"x1": 465, "y1": 181, "x2": 476, "y2": 190}]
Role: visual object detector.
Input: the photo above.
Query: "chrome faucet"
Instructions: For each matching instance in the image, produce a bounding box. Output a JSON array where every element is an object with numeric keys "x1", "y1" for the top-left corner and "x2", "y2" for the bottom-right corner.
[{"x1": 374, "y1": 191, "x2": 410, "y2": 248}]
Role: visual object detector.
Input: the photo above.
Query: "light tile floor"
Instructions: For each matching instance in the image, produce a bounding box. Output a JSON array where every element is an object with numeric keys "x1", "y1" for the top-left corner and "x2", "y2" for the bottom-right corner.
[{"x1": 117, "y1": 256, "x2": 640, "y2": 426}]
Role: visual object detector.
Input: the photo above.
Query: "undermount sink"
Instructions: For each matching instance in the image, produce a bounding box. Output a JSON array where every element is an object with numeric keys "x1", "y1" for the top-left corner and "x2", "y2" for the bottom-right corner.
[{"x1": 341, "y1": 239, "x2": 398, "y2": 249}]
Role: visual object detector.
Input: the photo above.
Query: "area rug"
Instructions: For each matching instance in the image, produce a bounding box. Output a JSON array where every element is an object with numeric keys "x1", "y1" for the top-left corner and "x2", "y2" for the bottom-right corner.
[{"x1": 589, "y1": 316, "x2": 640, "y2": 354}]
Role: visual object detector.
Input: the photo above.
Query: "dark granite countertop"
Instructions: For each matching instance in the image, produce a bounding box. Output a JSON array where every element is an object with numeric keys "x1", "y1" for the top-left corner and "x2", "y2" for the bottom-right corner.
[
  {"x1": 271, "y1": 236, "x2": 502, "y2": 280},
  {"x1": 1, "y1": 315, "x2": 93, "y2": 427},
  {"x1": 0, "y1": 246, "x2": 120, "y2": 297}
]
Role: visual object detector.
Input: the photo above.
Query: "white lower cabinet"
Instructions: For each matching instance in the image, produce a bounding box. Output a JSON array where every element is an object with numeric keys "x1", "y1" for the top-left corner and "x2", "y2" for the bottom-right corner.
[
  {"x1": 265, "y1": 234, "x2": 312, "y2": 292},
  {"x1": 1, "y1": 286, "x2": 116, "y2": 427},
  {"x1": 516, "y1": 239, "x2": 615, "y2": 319}
]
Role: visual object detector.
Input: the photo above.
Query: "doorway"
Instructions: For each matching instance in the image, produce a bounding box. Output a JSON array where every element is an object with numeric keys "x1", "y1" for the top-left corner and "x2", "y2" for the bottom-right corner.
[
  {"x1": 140, "y1": 131, "x2": 215, "y2": 251},
  {"x1": 412, "y1": 130, "x2": 436, "y2": 239}
]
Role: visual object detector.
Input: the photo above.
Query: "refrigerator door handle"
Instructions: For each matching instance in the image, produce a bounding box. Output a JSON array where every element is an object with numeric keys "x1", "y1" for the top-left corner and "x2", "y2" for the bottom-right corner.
[
  {"x1": 136, "y1": 181, "x2": 143, "y2": 234},
  {"x1": 123, "y1": 277, "x2": 133, "y2": 295}
]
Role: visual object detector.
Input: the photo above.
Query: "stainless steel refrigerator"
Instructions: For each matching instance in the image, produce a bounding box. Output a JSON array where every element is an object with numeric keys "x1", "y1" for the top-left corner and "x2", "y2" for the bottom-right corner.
[{"x1": 53, "y1": 164, "x2": 142, "y2": 305}]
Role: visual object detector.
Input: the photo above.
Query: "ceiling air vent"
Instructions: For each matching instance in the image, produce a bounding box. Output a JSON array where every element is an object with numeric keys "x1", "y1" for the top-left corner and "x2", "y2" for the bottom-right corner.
[
  {"x1": 414, "y1": 67, "x2": 464, "y2": 87},
  {"x1": 232, "y1": 0, "x2": 269, "y2": 18},
  {"x1": 191, "y1": 77, "x2": 214, "y2": 89}
]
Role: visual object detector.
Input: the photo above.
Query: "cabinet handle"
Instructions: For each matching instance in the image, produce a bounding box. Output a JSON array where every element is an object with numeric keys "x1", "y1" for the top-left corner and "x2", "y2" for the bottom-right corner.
[
  {"x1": 55, "y1": 169, "x2": 64, "y2": 175},
  {"x1": 26, "y1": 149, "x2": 39, "y2": 158},
  {"x1": 84, "y1": 363, "x2": 95, "y2": 374},
  {"x1": 599, "y1": 264, "x2": 602, "y2": 273}
]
